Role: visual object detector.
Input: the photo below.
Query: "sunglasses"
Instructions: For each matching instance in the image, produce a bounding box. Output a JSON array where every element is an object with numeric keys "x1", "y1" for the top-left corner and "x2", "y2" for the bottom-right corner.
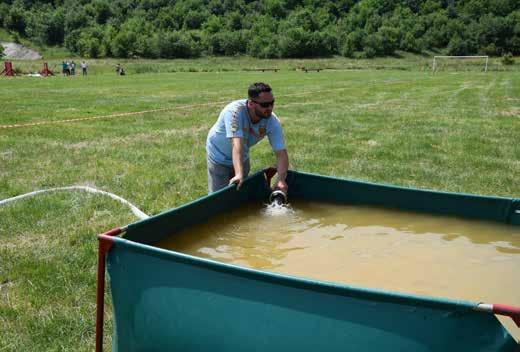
[{"x1": 252, "y1": 99, "x2": 275, "y2": 108}]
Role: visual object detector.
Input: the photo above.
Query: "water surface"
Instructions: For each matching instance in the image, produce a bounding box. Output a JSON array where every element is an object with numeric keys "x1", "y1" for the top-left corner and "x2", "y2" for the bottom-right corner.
[{"x1": 157, "y1": 201, "x2": 520, "y2": 337}]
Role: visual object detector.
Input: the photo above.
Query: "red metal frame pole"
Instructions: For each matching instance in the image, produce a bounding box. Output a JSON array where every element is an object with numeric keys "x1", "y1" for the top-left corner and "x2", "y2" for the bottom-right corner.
[
  {"x1": 96, "y1": 227, "x2": 123, "y2": 352},
  {"x1": 1, "y1": 61, "x2": 14, "y2": 76},
  {"x1": 476, "y1": 303, "x2": 520, "y2": 329},
  {"x1": 40, "y1": 62, "x2": 53, "y2": 76},
  {"x1": 493, "y1": 304, "x2": 520, "y2": 328}
]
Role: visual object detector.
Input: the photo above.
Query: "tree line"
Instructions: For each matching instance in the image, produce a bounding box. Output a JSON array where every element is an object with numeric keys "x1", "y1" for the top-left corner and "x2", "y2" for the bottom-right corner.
[{"x1": 1, "y1": 0, "x2": 518, "y2": 59}]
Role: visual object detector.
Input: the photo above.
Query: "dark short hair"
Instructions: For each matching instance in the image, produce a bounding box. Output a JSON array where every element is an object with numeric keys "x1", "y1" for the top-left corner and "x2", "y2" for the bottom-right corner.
[{"x1": 248, "y1": 82, "x2": 272, "y2": 99}]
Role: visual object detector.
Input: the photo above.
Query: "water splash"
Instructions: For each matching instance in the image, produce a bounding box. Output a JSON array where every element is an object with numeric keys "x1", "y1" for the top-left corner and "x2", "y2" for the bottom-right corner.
[{"x1": 262, "y1": 202, "x2": 295, "y2": 217}]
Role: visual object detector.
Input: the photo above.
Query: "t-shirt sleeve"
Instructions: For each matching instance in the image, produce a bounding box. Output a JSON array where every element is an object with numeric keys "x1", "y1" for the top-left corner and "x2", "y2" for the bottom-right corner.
[
  {"x1": 224, "y1": 108, "x2": 244, "y2": 139},
  {"x1": 267, "y1": 116, "x2": 286, "y2": 151}
]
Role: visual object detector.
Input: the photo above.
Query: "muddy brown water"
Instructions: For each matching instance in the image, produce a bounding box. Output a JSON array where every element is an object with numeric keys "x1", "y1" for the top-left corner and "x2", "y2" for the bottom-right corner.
[{"x1": 156, "y1": 201, "x2": 520, "y2": 338}]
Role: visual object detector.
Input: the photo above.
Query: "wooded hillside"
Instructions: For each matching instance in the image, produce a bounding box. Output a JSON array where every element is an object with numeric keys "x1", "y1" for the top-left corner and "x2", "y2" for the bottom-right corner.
[{"x1": 1, "y1": 0, "x2": 518, "y2": 59}]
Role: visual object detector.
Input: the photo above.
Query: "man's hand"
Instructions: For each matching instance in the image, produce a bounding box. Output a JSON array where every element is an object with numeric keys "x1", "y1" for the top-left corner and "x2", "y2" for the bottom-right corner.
[
  {"x1": 274, "y1": 179, "x2": 288, "y2": 195},
  {"x1": 274, "y1": 149, "x2": 289, "y2": 195},
  {"x1": 231, "y1": 137, "x2": 245, "y2": 190},
  {"x1": 229, "y1": 174, "x2": 244, "y2": 190}
]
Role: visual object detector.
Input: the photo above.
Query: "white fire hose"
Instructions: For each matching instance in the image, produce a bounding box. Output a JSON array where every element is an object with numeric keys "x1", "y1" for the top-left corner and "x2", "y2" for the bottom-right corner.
[{"x1": 0, "y1": 186, "x2": 149, "y2": 220}]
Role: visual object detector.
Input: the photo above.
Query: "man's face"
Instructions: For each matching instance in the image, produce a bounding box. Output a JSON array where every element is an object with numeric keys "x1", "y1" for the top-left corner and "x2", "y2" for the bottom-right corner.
[{"x1": 251, "y1": 92, "x2": 275, "y2": 119}]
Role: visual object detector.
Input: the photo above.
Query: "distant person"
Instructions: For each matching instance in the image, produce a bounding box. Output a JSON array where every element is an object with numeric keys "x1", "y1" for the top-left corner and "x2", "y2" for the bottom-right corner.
[
  {"x1": 62, "y1": 61, "x2": 67, "y2": 76},
  {"x1": 70, "y1": 61, "x2": 76, "y2": 75},
  {"x1": 116, "y1": 63, "x2": 121, "y2": 75},
  {"x1": 206, "y1": 82, "x2": 289, "y2": 194},
  {"x1": 81, "y1": 60, "x2": 88, "y2": 75},
  {"x1": 66, "y1": 61, "x2": 71, "y2": 76}
]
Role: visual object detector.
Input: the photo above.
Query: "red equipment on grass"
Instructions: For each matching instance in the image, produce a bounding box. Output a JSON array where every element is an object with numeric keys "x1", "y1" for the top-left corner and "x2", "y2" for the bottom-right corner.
[
  {"x1": 40, "y1": 62, "x2": 53, "y2": 76},
  {"x1": 0, "y1": 61, "x2": 14, "y2": 76}
]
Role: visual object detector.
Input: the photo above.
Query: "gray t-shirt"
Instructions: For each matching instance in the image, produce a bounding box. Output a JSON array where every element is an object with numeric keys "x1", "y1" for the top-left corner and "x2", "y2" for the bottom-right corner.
[{"x1": 206, "y1": 99, "x2": 286, "y2": 166}]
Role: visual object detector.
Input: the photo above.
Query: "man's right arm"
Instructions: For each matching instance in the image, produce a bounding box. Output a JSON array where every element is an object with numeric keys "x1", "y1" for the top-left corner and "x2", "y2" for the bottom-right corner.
[{"x1": 229, "y1": 137, "x2": 245, "y2": 189}]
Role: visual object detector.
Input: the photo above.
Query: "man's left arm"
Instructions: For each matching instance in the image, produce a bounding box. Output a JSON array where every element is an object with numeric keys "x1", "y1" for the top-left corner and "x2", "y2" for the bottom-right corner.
[
  {"x1": 274, "y1": 149, "x2": 289, "y2": 194},
  {"x1": 268, "y1": 115, "x2": 289, "y2": 193}
]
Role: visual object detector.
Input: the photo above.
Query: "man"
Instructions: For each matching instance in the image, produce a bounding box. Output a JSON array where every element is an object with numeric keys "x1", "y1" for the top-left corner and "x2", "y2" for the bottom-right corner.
[
  {"x1": 81, "y1": 60, "x2": 88, "y2": 76},
  {"x1": 206, "y1": 82, "x2": 289, "y2": 194}
]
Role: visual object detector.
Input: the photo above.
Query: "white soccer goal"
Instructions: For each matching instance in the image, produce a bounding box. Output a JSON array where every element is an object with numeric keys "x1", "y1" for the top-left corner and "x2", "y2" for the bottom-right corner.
[{"x1": 432, "y1": 55, "x2": 489, "y2": 72}]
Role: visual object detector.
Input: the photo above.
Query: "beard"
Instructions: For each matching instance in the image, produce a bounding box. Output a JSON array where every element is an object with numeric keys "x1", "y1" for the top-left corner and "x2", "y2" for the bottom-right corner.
[{"x1": 255, "y1": 106, "x2": 271, "y2": 119}]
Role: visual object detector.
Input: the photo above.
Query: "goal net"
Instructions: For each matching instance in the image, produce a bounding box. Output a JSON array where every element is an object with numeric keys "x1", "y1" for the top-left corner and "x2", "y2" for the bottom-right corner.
[{"x1": 432, "y1": 56, "x2": 489, "y2": 72}]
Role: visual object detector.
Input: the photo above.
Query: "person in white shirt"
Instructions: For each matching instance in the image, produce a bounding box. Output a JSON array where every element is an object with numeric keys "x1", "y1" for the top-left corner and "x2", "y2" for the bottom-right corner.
[{"x1": 81, "y1": 61, "x2": 88, "y2": 76}]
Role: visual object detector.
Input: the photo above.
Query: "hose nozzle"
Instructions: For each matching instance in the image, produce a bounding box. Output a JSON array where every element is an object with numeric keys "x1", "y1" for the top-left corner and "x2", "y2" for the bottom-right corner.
[{"x1": 269, "y1": 190, "x2": 287, "y2": 205}]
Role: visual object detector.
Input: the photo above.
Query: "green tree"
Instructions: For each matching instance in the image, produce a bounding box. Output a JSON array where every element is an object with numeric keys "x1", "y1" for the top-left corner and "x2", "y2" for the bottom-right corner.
[
  {"x1": 505, "y1": 11, "x2": 520, "y2": 54},
  {"x1": 202, "y1": 15, "x2": 224, "y2": 34},
  {"x1": 5, "y1": 2, "x2": 27, "y2": 34},
  {"x1": 283, "y1": 7, "x2": 332, "y2": 32},
  {"x1": 447, "y1": 35, "x2": 470, "y2": 55},
  {"x1": 183, "y1": 9, "x2": 208, "y2": 29},
  {"x1": 462, "y1": 0, "x2": 487, "y2": 18},
  {"x1": 400, "y1": 32, "x2": 420, "y2": 52},
  {"x1": 204, "y1": 29, "x2": 248, "y2": 55},
  {"x1": 78, "y1": 36, "x2": 102, "y2": 58},
  {"x1": 363, "y1": 32, "x2": 383, "y2": 58},
  {"x1": 488, "y1": 0, "x2": 516, "y2": 17},
  {"x1": 263, "y1": 0, "x2": 288, "y2": 19},
  {"x1": 93, "y1": 0, "x2": 112, "y2": 25},
  {"x1": 419, "y1": 0, "x2": 442, "y2": 15},
  {"x1": 0, "y1": 3, "x2": 10, "y2": 28},
  {"x1": 64, "y1": 29, "x2": 82, "y2": 53},
  {"x1": 77, "y1": 26, "x2": 104, "y2": 58},
  {"x1": 155, "y1": 8, "x2": 181, "y2": 30},
  {"x1": 101, "y1": 25, "x2": 118, "y2": 57},
  {"x1": 46, "y1": 8, "x2": 65, "y2": 45},
  {"x1": 111, "y1": 30, "x2": 137, "y2": 58},
  {"x1": 1, "y1": 0, "x2": 518, "y2": 59},
  {"x1": 377, "y1": 25, "x2": 399, "y2": 55},
  {"x1": 310, "y1": 30, "x2": 336, "y2": 56},
  {"x1": 222, "y1": 30, "x2": 248, "y2": 55},
  {"x1": 278, "y1": 26, "x2": 310, "y2": 57},
  {"x1": 64, "y1": 7, "x2": 91, "y2": 34},
  {"x1": 135, "y1": 33, "x2": 160, "y2": 58},
  {"x1": 159, "y1": 31, "x2": 200, "y2": 58},
  {"x1": 224, "y1": 11, "x2": 243, "y2": 30},
  {"x1": 477, "y1": 14, "x2": 510, "y2": 55},
  {"x1": 247, "y1": 28, "x2": 280, "y2": 58},
  {"x1": 422, "y1": 12, "x2": 450, "y2": 48},
  {"x1": 338, "y1": 29, "x2": 364, "y2": 57}
]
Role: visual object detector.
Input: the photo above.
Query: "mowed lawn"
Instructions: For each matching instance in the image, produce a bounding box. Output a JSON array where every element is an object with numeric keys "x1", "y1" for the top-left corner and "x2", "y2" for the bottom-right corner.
[{"x1": 1, "y1": 65, "x2": 519, "y2": 350}]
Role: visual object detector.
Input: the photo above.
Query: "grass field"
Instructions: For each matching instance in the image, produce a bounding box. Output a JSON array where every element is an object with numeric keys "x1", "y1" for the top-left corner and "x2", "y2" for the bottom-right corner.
[{"x1": 1, "y1": 58, "x2": 519, "y2": 350}]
